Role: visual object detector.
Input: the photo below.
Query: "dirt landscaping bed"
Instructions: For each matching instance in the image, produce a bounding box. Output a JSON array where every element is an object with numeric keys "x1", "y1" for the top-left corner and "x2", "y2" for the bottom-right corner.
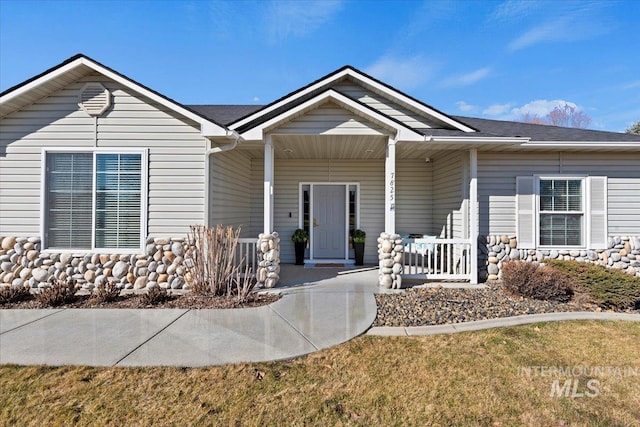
[{"x1": 0, "y1": 291, "x2": 280, "y2": 310}]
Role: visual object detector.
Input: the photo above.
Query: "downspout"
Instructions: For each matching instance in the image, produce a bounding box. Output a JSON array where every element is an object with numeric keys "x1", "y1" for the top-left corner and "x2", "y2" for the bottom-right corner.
[{"x1": 204, "y1": 129, "x2": 242, "y2": 227}]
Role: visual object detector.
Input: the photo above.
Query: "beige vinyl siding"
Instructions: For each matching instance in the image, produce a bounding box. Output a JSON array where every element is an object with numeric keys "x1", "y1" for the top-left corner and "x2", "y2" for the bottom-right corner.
[
  {"x1": 209, "y1": 150, "x2": 252, "y2": 231},
  {"x1": 0, "y1": 74, "x2": 208, "y2": 239},
  {"x1": 269, "y1": 160, "x2": 384, "y2": 263},
  {"x1": 478, "y1": 152, "x2": 561, "y2": 236},
  {"x1": 478, "y1": 151, "x2": 640, "y2": 236},
  {"x1": 395, "y1": 160, "x2": 432, "y2": 234},
  {"x1": 333, "y1": 81, "x2": 435, "y2": 128},
  {"x1": 431, "y1": 151, "x2": 466, "y2": 238},
  {"x1": 272, "y1": 102, "x2": 386, "y2": 135}
]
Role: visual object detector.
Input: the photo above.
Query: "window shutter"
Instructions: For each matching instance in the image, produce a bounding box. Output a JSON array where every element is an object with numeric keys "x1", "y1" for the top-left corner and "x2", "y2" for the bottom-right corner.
[
  {"x1": 588, "y1": 176, "x2": 607, "y2": 249},
  {"x1": 516, "y1": 176, "x2": 536, "y2": 248}
]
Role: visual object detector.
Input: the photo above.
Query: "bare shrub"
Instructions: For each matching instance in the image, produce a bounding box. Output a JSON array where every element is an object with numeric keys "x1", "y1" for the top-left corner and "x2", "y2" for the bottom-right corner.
[
  {"x1": 0, "y1": 285, "x2": 32, "y2": 305},
  {"x1": 141, "y1": 286, "x2": 170, "y2": 305},
  {"x1": 90, "y1": 280, "x2": 121, "y2": 304},
  {"x1": 501, "y1": 261, "x2": 573, "y2": 303},
  {"x1": 35, "y1": 279, "x2": 76, "y2": 307},
  {"x1": 185, "y1": 225, "x2": 256, "y2": 301}
]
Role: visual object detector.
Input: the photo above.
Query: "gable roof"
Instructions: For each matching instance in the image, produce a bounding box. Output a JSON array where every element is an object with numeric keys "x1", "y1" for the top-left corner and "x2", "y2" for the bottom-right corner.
[
  {"x1": 235, "y1": 88, "x2": 426, "y2": 141},
  {"x1": 227, "y1": 65, "x2": 477, "y2": 133},
  {"x1": 0, "y1": 54, "x2": 230, "y2": 138}
]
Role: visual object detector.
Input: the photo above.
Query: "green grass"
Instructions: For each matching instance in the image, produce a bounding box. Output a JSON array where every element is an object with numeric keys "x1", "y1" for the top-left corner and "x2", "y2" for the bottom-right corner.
[
  {"x1": 2, "y1": 321, "x2": 639, "y2": 426},
  {"x1": 547, "y1": 259, "x2": 640, "y2": 309}
]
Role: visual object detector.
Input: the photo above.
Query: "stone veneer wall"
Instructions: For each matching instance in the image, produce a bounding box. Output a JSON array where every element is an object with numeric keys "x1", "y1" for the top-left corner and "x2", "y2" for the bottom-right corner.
[
  {"x1": 0, "y1": 236, "x2": 192, "y2": 290},
  {"x1": 480, "y1": 235, "x2": 640, "y2": 281},
  {"x1": 378, "y1": 232, "x2": 403, "y2": 289},
  {"x1": 256, "y1": 232, "x2": 280, "y2": 288}
]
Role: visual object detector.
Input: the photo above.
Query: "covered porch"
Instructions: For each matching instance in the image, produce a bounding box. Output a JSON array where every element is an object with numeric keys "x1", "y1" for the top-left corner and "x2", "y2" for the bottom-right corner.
[{"x1": 207, "y1": 85, "x2": 489, "y2": 286}]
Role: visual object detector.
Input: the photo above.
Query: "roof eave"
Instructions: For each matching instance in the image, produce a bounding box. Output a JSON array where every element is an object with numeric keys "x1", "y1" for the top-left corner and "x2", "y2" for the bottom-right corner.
[{"x1": 0, "y1": 55, "x2": 230, "y2": 138}]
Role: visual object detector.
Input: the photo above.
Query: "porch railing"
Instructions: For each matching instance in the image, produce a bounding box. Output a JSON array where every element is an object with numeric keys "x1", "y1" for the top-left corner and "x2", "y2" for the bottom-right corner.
[
  {"x1": 402, "y1": 237, "x2": 471, "y2": 280},
  {"x1": 236, "y1": 238, "x2": 258, "y2": 273}
]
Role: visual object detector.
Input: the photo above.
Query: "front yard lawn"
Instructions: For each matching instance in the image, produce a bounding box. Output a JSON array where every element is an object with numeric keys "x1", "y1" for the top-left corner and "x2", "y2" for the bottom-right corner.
[{"x1": 1, "y1": 320, "x2": 639, "y2": 426}]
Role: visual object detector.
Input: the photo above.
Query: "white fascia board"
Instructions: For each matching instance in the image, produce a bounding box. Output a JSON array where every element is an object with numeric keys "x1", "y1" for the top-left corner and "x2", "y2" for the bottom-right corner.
[
  {"x1": 230, "y1": 67, "x2": 476, "y2": 133},
  {"x1": 240, "y1": 89, "x2": 425, "y2": 142},
  {"x1": 427, "y1": 136, "x2": 529, "y2": 144},
  {"x1": 518, "y1": 140, "x2": 640, "y2": 149},
  {"x1": 0, "y1": 59, "x2": 86, "y2": 105},
  {"x1": 230, "y1": 68, "x2": 354, "y2": 130},
  {"x1": 78, "y1": 59, "x2": 228, "y2": 137},
  {"x1": 344, "y1": 69, "x2": 477, "y2": 133},
  {"x1": 1, "y1": 57, "x2": 229, "y2": 138}
]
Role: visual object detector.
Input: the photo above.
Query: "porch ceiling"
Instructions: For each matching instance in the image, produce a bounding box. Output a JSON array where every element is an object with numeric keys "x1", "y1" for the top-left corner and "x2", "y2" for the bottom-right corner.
[{"x1": 235, "y1": 135, "x2": 474, "y2": 160}]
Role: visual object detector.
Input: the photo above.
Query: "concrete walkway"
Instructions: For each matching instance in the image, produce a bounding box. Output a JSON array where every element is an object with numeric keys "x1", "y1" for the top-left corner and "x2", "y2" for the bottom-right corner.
[
  {"x1": 0, "y1": 268, "x2": 378, "y2": 367},
  {"x1": 2, "y1": 266, "x2": 639, "y2": 367}
]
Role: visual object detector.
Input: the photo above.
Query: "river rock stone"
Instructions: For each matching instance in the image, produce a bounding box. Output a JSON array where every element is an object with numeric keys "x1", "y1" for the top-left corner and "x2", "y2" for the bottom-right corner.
[{"x1": 112, "y1": 261, "x2": 128, "y2": 279}]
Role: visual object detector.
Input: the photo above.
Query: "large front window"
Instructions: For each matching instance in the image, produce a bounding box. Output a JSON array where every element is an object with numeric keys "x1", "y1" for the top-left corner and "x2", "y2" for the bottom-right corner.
[
  {"x1": 45, "y1": 151, "x2": 144, "y2": 250},
  {"x1": 539, "y1": 178, "x2": 583, "y2": 246}
]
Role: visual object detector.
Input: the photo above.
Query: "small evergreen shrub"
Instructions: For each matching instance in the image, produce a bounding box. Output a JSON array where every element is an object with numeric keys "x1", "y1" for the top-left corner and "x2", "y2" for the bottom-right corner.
[
  {"x1": 90, "y1": 280, "x2": 121, "y2": 304},
  {"x1": 35, "y1": 279, "x2": 76, "y2": 307},
  {"x1": 0, "y1": 285, "x2": 32, "y2": 305},
  {"x1": 546, "y1": 260, "x2": 640, "y2": 309},
  {"x1": 501, "y1": 261, "x2": 574, "y2": 303},
  {"x1": 141, "y1": 286, "x2": 170, "y2": 305}
]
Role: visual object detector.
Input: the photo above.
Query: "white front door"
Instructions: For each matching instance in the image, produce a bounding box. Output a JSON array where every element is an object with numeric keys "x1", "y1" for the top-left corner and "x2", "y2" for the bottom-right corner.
[{"x1": 312, "y1": 185, "x2": 346, "y2": 259}]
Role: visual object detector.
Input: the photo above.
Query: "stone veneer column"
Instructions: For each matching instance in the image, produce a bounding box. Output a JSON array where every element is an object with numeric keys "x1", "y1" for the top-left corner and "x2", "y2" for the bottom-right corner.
[
  {"x1": 378, "y1": 232, "x2": 403, "y2": 289},
  {"x1": 256, "y1": 232, "x2": 280, "y2": 288}
]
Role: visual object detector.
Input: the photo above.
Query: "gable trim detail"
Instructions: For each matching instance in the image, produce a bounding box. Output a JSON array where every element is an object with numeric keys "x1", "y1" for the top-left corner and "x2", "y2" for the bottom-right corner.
[
  {"x1": 238, "y1": 88, "x2": 425, "y2": 141},
  {"x1": 0, "y1": 54, "x2": 230, "y2": 138},
  {"x1": 229, "y1": 66, "x2": 477, "y2": 133}
]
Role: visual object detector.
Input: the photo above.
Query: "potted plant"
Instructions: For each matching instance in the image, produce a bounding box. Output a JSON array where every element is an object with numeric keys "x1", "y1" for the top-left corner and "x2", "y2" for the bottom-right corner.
[
  {"x1": 352, "y1": 229, "x2": 366, "y2": 265},
  {"x1": 291, "y1": 229, "x2": 309, "y2": 265}
]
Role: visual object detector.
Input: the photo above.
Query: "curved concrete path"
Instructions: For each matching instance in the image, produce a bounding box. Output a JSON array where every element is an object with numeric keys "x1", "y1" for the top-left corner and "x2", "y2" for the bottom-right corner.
[
  {"x1": 2, "y1": 267, "x2": 639, "y2": 367},
  {"x1": 0, "y1": 269, "x2": 378, "y2": 367}
]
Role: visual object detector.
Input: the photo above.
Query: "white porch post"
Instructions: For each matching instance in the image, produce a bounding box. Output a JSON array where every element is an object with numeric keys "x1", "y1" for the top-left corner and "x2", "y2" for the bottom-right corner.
[
  {"x1": 264, "y1": 134, "x2": 274, "y2": 234},
  {"x1": 385, "y1": 137, "x2": 396, "y2": 234},
  {"x1": 470, "y1": 148, "x2": 479, "y2": 284}
]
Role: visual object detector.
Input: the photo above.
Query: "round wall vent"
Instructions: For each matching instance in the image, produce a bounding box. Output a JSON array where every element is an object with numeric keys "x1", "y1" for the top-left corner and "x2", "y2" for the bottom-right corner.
[{"x1": 78, "y1": 82, "x2": 111, "y2": 116}]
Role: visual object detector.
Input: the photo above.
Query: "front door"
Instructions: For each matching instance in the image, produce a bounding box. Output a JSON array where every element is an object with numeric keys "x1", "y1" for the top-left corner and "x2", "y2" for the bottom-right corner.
[{"x1": 312, "y1": 185, "x2": 346, "y2": 258}]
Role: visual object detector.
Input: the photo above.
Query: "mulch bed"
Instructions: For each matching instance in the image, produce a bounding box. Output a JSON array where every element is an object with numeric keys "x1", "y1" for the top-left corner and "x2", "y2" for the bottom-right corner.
[
  {"x1": 374, "y1": 281, "x2": 640, "y2": 327},
  {"x1": 0, "y1": 292, "x2": 280, "y2": 310}
]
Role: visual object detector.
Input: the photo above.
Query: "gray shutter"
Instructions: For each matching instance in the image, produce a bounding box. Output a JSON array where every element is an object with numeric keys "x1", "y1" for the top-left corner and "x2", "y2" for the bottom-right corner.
[
  {"x1": 588, "y1": 176, "x2": 607, "y2": 249},
  {"x1": 516, "y1": 176, "x2": 536, "y2": 249}
]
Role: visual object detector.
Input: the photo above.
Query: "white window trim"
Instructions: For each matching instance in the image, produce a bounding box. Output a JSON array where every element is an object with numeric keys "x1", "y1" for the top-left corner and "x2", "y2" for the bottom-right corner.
[
  {"x1": 535, "y1": 175, "x2": 586, "y2": 249},
  {"x1": 298, "y1": 182, "x2": 360, "y2": 260},
  {"x1": 40, "y1": 147, "x2": 148, "y2": 254}
]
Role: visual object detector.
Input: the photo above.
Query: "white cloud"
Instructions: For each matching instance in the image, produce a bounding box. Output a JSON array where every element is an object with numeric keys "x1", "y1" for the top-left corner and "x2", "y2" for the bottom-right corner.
[
  {"x1": 265, "y1": 0, "x2": 343, "y2": 43},
  {"x1": 489, "y1": 0, "x2": 539, "y2": 22},
  {"x1": 364, "y1": 55, "x2": 437, "y2": 90},
  {"x1": 511, "y1": 99, "x2": 580, "y2": 118},
  {"x1": 252, "y1": 96, "x2": 260, "y2": 102},
  {"x1": 483, "y1": 103, "x2": 513, "y2": 116},
  {"x1": 441, "y1": 67, "x2": 491, "y2": 87},
  {"x1": 507, "y1": 4, "x2": 611, "y2": 51},
  {"x1": 456, "y1": 101, "x2": 478, "y2": 113}
]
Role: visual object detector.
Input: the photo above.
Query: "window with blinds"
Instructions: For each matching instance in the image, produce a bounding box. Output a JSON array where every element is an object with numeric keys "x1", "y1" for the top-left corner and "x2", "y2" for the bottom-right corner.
[
  {"x1": 45, "y1": 151, "x2": 143, "y2": 250},
  {"x1": 539, "y1": 179, "x2": 583, "y2": 246}
]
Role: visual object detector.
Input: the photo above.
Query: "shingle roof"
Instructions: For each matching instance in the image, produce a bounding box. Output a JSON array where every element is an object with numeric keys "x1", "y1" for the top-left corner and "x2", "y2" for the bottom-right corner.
[
  {"x1": 451, "y1": 116, "x2": 640, "y2": 142},
  {"x1": 187, "y1": 104, "x2": 640, "y2": 142},
  {"x1": 188, "y1": 105, "x2": 263, "y2": 126}
]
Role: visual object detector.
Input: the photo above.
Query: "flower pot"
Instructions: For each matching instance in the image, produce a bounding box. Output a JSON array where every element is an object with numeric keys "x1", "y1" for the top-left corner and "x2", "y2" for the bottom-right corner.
[
  {"x1": 353, "y1": 242, "x2": 365, "y2": 265},
  {"x1": 294, "y1": 241, "x2": 306, "y2": 265}
]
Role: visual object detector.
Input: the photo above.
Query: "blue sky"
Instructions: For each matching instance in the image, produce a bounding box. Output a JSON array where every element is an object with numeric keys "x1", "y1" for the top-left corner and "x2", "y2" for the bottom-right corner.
[{"x1": 1, "y1": 0, "x2": 639, "y2": 132}]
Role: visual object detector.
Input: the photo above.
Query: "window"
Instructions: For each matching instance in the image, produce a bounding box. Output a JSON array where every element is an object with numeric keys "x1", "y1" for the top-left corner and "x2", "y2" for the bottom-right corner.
[
  {"x1": 538, "y1": 178, "x2": 583, "y2": 246},
  {"x1": 517, "y1": 175, "x2": 607, "y2": 250},
  {"x1": 44, "y1": 151, "x2": 145, "y2": 251}
]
